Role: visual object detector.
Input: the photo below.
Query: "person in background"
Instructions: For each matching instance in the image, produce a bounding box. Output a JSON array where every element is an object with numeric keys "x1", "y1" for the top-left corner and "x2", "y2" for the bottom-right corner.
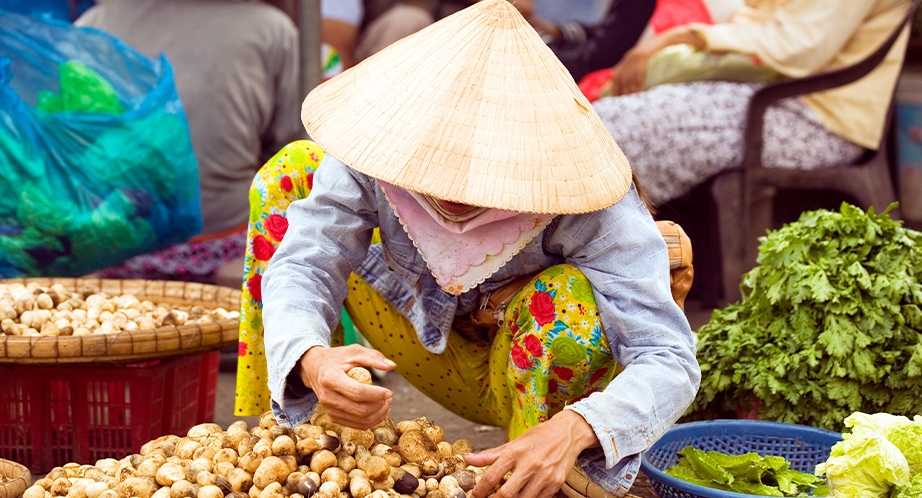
[
  {"x1": 76, "y1": 0, "x2": 305, "y2": 284},
  {"x1": 592, "y1": 0, "x2": 912, "y2": 206},
  {"x1": 351, "y1": 0, "x2": 534, "y2": 63},
  {"x1": 531, "y1": 0, "x2": 657, "y2": 81},
  {"x1": 353, "y1": 0, "x2": 438, "y2": 62},
  {"x1": 259, "y1": 2, "x2": 699, "y2": 498}
]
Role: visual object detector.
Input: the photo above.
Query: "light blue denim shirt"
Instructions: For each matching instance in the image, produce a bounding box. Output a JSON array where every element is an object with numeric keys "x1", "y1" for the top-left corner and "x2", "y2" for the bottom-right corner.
[{"x1": 262, "y1": 155, "x2": 700, "y2": 496}]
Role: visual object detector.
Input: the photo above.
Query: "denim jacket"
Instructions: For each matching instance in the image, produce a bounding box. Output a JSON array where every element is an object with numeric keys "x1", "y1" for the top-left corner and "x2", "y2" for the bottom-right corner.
[{"x1": 262, "y1": 155, "x2": 700, "y2": 496}]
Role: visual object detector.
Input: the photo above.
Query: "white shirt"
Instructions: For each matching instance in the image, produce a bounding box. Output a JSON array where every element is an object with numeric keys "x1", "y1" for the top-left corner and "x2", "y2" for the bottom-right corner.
[{"x1": 321, "y1": 0, "x2": 364, "y2": 26}]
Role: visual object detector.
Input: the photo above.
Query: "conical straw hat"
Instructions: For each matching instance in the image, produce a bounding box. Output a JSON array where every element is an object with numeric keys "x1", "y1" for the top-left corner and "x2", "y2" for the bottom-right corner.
[{"x1": 301, "y1": 0, "x2": 632, "y2": 214}]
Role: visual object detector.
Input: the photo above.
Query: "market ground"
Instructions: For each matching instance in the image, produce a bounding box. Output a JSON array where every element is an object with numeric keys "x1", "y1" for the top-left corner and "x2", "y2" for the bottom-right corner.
[{"x1": 213, "y1": 300, "x2": 715, "y2": 450}]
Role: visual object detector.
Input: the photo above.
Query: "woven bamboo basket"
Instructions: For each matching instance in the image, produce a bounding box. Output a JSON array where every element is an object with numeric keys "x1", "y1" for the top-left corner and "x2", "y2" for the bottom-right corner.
[
  {"x1": 0, "y1": 459, "x2": 30, "y2": 498},
  {"x1": 0, "y1": 278, "x2": 240, "y2": 364},
  {"x1": 559, "y1": 467, "x2": 658, "y2": 498}
]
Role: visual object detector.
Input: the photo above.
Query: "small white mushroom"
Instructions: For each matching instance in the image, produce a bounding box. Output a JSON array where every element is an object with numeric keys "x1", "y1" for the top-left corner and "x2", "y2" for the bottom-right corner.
[
  {"x1": 196, "y1": 485, "x2": 223, "y2": 498},
  {"x1": 24, "y1": 486, "x2": 46, "y2": 498},
  {"x1": 84, "y1": 482, "x2": 110, "y2": 498},
  {"x1": 19, "y1": 310, "x2": 35, "y2": 328},
  {"x1": 309, "y1": 450, "x2": 338, "y2": 476},
  {"x1": 35, "y1": 293, "x2": 54, "y2": 310},
  {"x1": 0, "y1": 301, "x2": 17, "y2": 321},
  {"x1": 253, "y1": 457, "x2": 291, "y2": 489},
  {"x1": 156, "y1": 463, "x2": 186, "y2": 487},
  {"x1": 348, "y1": 474, "x2": 372, "y2": 498},
  {"x1": 41, "y1": 321, "x2": 62, "y2": 337}
]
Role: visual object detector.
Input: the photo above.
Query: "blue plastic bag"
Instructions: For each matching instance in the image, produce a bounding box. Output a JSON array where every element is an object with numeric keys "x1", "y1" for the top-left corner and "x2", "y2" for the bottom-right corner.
[
  {"x1": 4, "y1": 0, "x2": 95, "y2": 23},
  {"x1": 0, "y1": 11, "x2": 203, "y2": 277}
]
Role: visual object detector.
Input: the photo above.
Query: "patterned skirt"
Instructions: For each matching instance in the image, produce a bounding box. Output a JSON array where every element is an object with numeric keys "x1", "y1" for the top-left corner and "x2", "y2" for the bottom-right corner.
[{"x1": 593, "y1": 81, "x2": 865, "y2": 205}]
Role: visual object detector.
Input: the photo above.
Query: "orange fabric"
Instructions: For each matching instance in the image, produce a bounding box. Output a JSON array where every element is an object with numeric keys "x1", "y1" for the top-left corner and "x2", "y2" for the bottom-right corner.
[
  {"x1": 650, "y1": 0, "x2": 714, "y2": 34},
  {"x1": 188, "y1": 223, "x2": 248, "y2": 243}
]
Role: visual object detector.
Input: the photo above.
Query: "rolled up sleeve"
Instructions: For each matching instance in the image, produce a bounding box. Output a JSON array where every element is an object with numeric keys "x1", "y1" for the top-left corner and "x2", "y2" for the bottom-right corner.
[
  {"x1": 262, "y1": 156, "x2": 378, "y2": 423},
  {"x1": 549, "y1": 186, "x2": 700, "y2": 469}
]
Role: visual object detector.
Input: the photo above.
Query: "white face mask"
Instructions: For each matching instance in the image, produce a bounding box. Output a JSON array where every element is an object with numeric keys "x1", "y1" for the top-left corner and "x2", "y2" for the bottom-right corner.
[{"x1": 379, "y1": 181, "x2": 554, "y2": 295}]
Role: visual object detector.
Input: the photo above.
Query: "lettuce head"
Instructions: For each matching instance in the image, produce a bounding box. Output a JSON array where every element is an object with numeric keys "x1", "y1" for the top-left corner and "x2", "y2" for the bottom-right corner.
[
  {"x1": 893, "y1": 472, "x2": 922, "y2": 498},
  {"x1": 815, "y1": 412, "x2": 911, "y2": 498},
  {"x1": 886, "y1": 416, "x2": 922, "y2": 474}
]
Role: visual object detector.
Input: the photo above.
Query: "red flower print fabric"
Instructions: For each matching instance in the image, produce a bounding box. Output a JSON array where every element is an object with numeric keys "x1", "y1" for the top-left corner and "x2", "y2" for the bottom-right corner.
[
  {"x1": 252, "y1": 235, "x2": 275, "y2": 261},
  {"x1": 265, "y1": 214, "x2": 288, "y2": 241},
  {"x1": 529, "y1": 291, "x2": 556, "y2": 326},
  {"x1": 499, "y1": 265, "x2": 619, "y2": 439}
]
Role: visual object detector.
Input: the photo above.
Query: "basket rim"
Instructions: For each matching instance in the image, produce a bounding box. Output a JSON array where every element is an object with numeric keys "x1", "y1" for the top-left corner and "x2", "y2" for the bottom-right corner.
[
  {"x1": 639, "y1": 420, "x2": 842, "y2": 498},
  {"x1": 0, "y1": 278, "x2": 241, "y2": 364},
  {"x1": 0, "y1": 458, "x2": 31, "y2": 498}
]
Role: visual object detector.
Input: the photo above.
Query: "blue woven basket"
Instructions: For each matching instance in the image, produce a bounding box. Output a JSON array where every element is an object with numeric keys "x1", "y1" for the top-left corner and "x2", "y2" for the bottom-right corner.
[{"x1": 640, "y1": 420, "x2": 843, "y2": 498}]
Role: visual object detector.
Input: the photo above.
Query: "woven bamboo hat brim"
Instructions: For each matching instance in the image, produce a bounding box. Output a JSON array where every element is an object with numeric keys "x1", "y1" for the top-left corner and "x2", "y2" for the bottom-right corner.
[{"x1": 301, "y1": 0, "x2": 632, "y2": 214}]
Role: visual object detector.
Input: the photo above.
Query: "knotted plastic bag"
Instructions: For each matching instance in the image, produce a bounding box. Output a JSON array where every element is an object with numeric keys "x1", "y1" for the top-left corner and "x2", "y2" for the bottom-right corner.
[
  {"x1": 644, "y1": 43, "x2": 780, "y2": 90},
  {"x1": 0, "y1": 12, "x2": 203, "y2": 277}
]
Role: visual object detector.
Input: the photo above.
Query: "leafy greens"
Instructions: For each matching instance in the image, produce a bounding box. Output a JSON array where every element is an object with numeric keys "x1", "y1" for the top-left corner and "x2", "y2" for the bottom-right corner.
[
  {"x1": 666, "y1": 446, "x2": 828, "y2": 496},
  {"x1": 688, "y1": 204, "x2": 922, "y2": 431}
]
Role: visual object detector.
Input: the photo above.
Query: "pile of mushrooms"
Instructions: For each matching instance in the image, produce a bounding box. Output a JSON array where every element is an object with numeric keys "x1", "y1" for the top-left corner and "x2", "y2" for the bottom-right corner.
[
  {"x1": 0, "y1": 282, "x2": 238, "y2": 337},
  {"x1": 21, "y1": 368, "x2": 499, "y2": 498}
]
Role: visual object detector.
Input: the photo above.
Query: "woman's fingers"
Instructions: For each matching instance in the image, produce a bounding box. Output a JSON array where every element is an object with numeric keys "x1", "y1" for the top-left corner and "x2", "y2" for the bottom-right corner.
[
  {"x1": 464, "y1": 446, "x2": 503, "y2": 467},
  {"x1": 323, "y1": 395, "x2": 392, "y2": 429},
  {"x1": 295, "y1": 344, "x2": 396, "y2": 428},
  {"x1": 342, "y1": 343, "x2": 397, "y2": 372},
  {"x1": 313, "y1": 370, "x2": 393, "y2": 415},
  {"x1": 469, "y1": 448, "x2": 512, "y2": 498}
]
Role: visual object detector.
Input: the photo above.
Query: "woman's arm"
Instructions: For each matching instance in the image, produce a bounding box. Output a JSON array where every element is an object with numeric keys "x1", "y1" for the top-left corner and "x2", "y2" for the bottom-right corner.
[
  {"x1": 547, "y1": 0, "x2": 657, "y2": 82},
  {"x1": 552, "y1": 185, "x2": 701, "y2": 467},
  {"x1": 467, "y1": 186, "x2": 700, "y2": 498},
  {"x1": 689, "y1": 0, "x2": 879, "y2": 78},
  {"x1": 608, "y1": 25, "x2": 706, "y2": 95},
  {"x1": 262, "y1": 156, "x2": 384, "y2": 424}
]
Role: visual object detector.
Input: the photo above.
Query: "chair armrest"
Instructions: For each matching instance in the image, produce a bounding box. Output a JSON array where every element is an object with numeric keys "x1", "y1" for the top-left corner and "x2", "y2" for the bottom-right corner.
[{"x1": 742, "y1": 0, "x2": 919, "y2": 171}]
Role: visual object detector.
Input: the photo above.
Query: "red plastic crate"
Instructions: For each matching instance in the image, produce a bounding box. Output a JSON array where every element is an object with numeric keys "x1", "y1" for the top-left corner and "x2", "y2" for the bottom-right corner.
[{"x1": 0, "y1": 351, "x2": 218, "y2": 473}]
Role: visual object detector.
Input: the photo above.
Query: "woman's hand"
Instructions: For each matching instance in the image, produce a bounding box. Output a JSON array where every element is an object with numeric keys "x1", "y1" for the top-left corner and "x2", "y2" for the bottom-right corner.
[
  {"x1": 608, "y1": 39, "x2": 660, "y2": 96},
  {"x1": 609, "y1": 26, "x2": 707, "y2": 97},
  {"x1": 465, "y1": 410, "x2": 600, "y2": 498},
  {"x1": 295, "y1": 344, "x2": 397, "y2": 429}
]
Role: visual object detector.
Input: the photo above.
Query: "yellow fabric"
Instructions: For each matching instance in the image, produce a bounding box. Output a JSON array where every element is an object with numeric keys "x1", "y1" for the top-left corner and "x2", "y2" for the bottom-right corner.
[
  {"x1": 235, "y1": 141, "x2": 326, "y2": 415},
  {"x1": 688, "y1": 0, "x2": 911, "y2": 150},
  {"x1": 345, "y1": 265, "x2": 621, "y2": 437},
  {"x1": 232, "y1": 140, "x2": 384, "y2": 415}
]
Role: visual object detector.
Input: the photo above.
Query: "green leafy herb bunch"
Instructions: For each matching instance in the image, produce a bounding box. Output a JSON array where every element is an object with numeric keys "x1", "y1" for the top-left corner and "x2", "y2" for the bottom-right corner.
[{"x1": 689, "y1": 203, "x2": 922, "y2": 430}]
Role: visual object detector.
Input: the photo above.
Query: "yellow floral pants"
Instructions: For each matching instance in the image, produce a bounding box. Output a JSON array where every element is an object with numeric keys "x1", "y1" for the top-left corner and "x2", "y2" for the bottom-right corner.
[
  {"x1": 345, "y1": 266, "x2": 619, "y2": 438},
  {"x1": 235, "y1": 141, "x2": 620, "y2": 438}
]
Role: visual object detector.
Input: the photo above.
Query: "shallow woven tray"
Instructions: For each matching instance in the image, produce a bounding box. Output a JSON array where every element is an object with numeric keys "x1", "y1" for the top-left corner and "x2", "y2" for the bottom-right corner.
[
  {"x1": 0, "y1": 278, "x2": 240, "y2": 364},
  {"x1": 558, "y1": 468, "x2": 658, "y2": 498},
  {"x1": 629, "y1": 471, "x2": 660, "y2": 498},
  {"x1": 0, "y1": 459, "x2": 31, "y2": 498}
]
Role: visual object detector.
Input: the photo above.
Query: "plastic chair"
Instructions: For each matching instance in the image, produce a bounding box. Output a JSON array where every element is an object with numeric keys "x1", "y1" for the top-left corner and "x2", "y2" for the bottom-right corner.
[{"x1": 711, "y1": 0, "x2": 920, "y2": 303}]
